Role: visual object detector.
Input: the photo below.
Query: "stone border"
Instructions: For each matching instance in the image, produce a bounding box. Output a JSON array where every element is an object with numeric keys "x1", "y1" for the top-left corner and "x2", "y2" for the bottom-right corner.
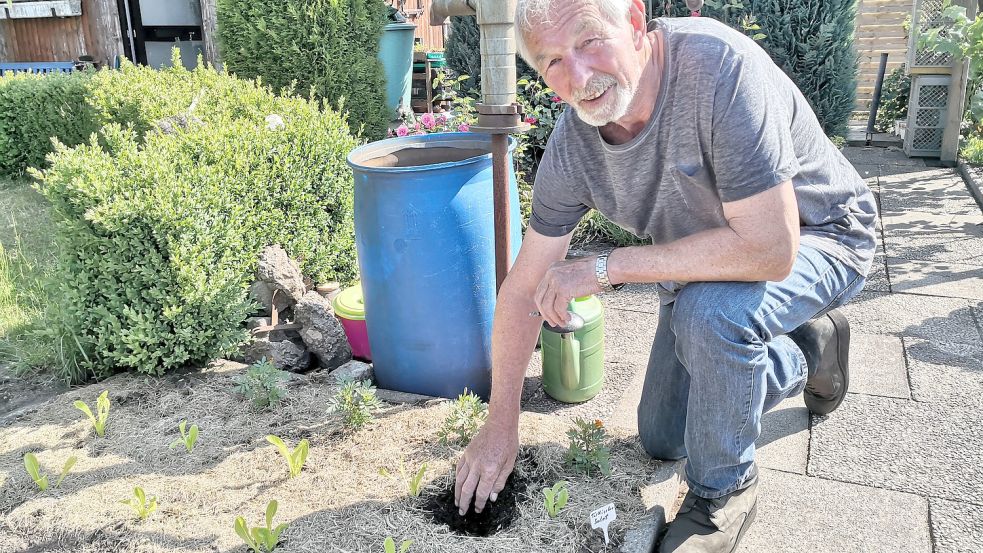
[{"x1": 957, "y1": 160, "x2": 983, "y2": 210}]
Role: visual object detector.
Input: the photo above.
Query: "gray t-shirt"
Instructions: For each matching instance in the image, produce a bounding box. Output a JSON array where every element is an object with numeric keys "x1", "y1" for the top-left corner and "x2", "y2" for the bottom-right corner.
[{"x1": 530, "y1": 17, "x2": 878, "y2": 283}]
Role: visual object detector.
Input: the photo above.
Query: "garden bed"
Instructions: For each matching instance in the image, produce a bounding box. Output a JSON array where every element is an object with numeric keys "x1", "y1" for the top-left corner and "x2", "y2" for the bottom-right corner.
[{"x1": 0, "y1": 360, "x2": 670, "y2": 552}]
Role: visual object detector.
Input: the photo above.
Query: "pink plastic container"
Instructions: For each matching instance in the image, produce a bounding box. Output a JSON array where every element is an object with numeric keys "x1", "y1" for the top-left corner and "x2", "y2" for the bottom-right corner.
[{"x1": 332, "y1": 283, "x2": 372, "y2": 361}]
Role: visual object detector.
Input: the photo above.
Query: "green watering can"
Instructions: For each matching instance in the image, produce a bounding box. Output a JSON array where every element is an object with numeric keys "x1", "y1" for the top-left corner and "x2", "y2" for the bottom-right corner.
[{"x1": 540, "y1": 296, "x2": 605, "y2": 403}]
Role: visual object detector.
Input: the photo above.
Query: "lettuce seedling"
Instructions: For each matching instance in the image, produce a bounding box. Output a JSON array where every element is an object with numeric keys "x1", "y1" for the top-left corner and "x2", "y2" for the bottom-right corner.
[
  {"x1": 120, "y1": 486, "x2": 157, "y2": 520},
  {"x1": 169, "y1": 419, "x2": 199, "y2": 453},
  {"x1": 23, "y1": 453, "x2": 77, "y2": 491},
  {"x1": 266, "y1": 435, "x2": 308, "y2": 478},
  {"x1": 542, "y1": 480, "x2": 569, "y2": 518},
  {"x1": 383, "y1": 536, "x2": 412, "y2": 553},
  {"x1": 379, "y1": 459, "x2": 427, "y2": 497},
  {"x1": 74, "y1": 390, "x2": 110, "y2": 437},
  {"x1": 234, "y1": 499, "x2": 289, "y2": 553}
]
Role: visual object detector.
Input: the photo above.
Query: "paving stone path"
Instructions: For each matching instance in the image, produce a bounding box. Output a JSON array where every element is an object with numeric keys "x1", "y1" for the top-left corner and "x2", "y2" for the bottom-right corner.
[{"x1": 522, "y1": 146, "x2": 983, "y2": 552}]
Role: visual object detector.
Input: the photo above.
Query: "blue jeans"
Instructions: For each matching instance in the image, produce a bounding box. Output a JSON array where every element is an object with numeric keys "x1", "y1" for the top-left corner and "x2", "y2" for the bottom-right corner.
[{"x1": 636, "y1": 245, "x2": 866, "y2": 499}]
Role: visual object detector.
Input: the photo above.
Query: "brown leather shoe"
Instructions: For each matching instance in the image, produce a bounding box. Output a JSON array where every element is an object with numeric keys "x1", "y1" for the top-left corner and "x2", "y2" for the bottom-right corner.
[{"x1": 657, "y1": 475, "x2": 758, "y2": 552}]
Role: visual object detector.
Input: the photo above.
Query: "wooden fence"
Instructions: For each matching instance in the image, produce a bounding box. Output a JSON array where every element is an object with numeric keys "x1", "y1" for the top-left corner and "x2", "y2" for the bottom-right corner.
[
  {"x1": 854, "y1": 0, "x2": 913, "y2": 113},
  {"x1": 0, "y1": 0, "x2": 122, "y2": 66}
]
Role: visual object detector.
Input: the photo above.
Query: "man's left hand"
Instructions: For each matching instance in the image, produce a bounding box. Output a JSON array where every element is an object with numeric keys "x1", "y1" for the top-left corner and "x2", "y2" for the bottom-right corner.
[{"x1": 534, "y1": 255, "x2": 603, "y2": 328}]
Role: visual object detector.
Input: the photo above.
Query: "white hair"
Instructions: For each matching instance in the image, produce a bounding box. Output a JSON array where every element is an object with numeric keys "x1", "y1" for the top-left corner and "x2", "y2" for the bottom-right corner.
[{"x1": 514, "y1": 0, "x2": 633, "y2": 69}]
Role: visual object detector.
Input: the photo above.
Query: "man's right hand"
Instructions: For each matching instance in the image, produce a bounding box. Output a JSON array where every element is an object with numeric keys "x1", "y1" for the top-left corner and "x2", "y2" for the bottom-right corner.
[{"x1": 454, "y1": 417, "x2": 519, "y2": 516}]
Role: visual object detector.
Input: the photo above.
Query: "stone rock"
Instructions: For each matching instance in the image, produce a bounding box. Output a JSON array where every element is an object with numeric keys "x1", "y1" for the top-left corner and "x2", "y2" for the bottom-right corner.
[
  {"x1": 247, "y1": 281, "x2": 292, "y2": 317},
  {"x1": 265, "y1": 114, "x2": 285, "y2": 130},
  {"x1": 328, "y1": 360, "x2": 373, "y2": 384},
  {"x1": 294, "y1": 291, "x2": 352, "y2": 370},
  {"x1": 256, "y1": 245, "x2": 306, "y2": 303},
  {"x1": 375, "y1": 389, "x2": 439, "y2": 405},
  {"x1": 246, "y1": 316, "x2": 271, "y2": 330},
  {"x1": 155, "y1": 114, "x2": 203, "y2": 135},
  {"x1": 241, "y1": 336, "x2": 311, "y2": 373}
]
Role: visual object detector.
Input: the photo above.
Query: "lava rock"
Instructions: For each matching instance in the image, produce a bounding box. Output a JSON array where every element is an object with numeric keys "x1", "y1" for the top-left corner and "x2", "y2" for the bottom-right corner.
[
  {"x1": 294, "y1": 291, "x2": 352, "y2": 370},
  {"x1": 256, "y1": 245, "x2": 306, "y2": 303},
  {"x1": 247, "y1": 281, "x2": 292, "y2": 317},
  {"x1": 328, "y1": 360, "x2": 373, "y2": 384},
  {"x1": 241, "y1": 336, "x2": 311, "y2": 372}
]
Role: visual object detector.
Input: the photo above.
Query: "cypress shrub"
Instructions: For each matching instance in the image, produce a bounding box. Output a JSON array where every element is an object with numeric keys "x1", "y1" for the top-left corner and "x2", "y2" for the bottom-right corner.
[
  {"x1": 30, "y1": 64, "x2": 360, "y2": 383},
  {"x1": 216, "y1": 0, "x2": 390, "y2": 140}
]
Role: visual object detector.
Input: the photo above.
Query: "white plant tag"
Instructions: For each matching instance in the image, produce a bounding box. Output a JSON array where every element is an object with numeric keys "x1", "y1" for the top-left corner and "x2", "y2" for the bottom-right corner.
[{"x1": 590, "y1": 503, "x2": 617, "y2": 545}]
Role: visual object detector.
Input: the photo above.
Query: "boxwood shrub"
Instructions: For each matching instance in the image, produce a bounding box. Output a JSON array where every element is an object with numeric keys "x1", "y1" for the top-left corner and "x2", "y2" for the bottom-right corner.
[{"x1": 30, "y1": 63, "x2": 360, "y2": 383}]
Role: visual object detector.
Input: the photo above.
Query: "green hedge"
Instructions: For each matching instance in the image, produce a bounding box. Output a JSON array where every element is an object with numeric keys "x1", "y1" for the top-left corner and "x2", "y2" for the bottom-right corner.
[
  {"x1": 0, "y1": 71, "x2": 100, "y2": 177},
  {"x1": 217, "y1": 0, "x2": 390, "y2": 141},
  {"x1": 29, "y1": 60, "x2": 360, "y2": 383}
]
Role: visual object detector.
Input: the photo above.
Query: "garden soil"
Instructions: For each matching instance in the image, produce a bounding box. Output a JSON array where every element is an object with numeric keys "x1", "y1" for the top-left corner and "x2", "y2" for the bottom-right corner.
[{"x1": 0, "y1": 361, "x2": 669, "y2": 552}]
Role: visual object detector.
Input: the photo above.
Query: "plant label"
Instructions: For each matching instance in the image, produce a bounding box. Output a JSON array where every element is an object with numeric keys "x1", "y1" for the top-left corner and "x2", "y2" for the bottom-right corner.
[{"x1": 590, "y1": 503, "x2": 617, "y2": 545}]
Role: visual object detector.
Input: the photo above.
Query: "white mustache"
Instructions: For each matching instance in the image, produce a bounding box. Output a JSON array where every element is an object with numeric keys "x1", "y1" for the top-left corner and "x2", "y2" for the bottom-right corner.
[{"x1": 573, "y1": 75, "x2": 618, "y2": 103}]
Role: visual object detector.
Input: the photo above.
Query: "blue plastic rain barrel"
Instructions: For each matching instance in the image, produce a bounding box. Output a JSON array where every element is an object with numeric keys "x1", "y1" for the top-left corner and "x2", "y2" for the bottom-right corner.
[{"x1": 347, "y1": 132, "x2": 522, "y2": 400}]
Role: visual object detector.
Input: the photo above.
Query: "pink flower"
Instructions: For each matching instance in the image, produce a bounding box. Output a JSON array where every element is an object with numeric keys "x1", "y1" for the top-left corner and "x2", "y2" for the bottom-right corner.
[
  {"x1": 457, "y1": 123, "x2": 470, "y2": 132},
  {"x1": 435, "y1": 113, "x2": 448, "y2": 126},
  {"x1": 551, "y1": 96, "x2": 563, "y2": 103},
  {"x1": 414, "y1": 122, "x2": 421, "y2": 132},
  {"x1": 395, "y1": 124, "x2": 409, "y2": 137},
  {"x1": 421, "y1": 112, "x2": 436, "y2": 130},
  {"x1": 524, "y1": 116, "x2": 538, "y2": 125}
]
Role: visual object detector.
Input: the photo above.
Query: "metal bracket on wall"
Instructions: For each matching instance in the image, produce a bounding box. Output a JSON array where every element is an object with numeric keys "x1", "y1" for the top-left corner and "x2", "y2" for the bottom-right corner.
[{"x1": 0, "y1": 0, "x2": 82, "y2": 19}]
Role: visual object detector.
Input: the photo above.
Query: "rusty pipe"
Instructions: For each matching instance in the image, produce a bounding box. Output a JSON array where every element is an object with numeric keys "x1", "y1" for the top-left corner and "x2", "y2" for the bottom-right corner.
[{"x1": 491, "y1": 134, "x2": 511, "y2": 290}]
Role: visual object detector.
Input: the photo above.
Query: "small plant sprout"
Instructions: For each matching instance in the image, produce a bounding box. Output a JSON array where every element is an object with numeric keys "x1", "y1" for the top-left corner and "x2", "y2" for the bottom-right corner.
[
  {"x1": 266, "y1": 435, "x2": 308, "y2": 478},
  {"x1": 234, "y1": 499, "x2": 289, "y2": 553},
  {"x1": 542, "y1": 481, "x2": 569, "y2": 518},
  {"x1": 327, "y1": 377, "x2": 381, "y2": 430},
  {"x1": 235, "y1": 358, "x2": 289, "y2": 409},
  {"x1": 436, "y1": 388, "x2": 488, "y2": 446},
  {"x1": 169, "y1": 419, "x2": 199, "y2": 453},
  {"x1": 120, "y1": 486, "x2": 158, "y2": 520},
  {"x1": 565, "y1": 418, "x2": 612, "y2": 477},
  {"x1": 23, "y1": 453, "x2": 77, "y2": 491},
  {"x1": 74, "y1": 390, "x2": 110, "y2": 437},
  {"x1": 383, "y1": 536, "x2": 412, "y2": 553},
  {"x1": 379, "y1": 459, "x2": 427, "y2": 497}
]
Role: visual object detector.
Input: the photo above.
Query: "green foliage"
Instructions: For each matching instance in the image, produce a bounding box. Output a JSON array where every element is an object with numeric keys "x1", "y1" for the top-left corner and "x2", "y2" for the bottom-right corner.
[
  {"x1": 31, "y1": 60, "x2": 360, "y2": 383},
  {"x1": 235, "y1": 500, "x2": 289, "y2": 553},
  {"x1": 23, "y1": 453, "x2": 77, "y2": 491},
  {"x1": 266, "y1": 435, "x2": 309, "y2": 478},
  {"x1": 565, "y1": 417, "x2": 611, "y2": 477},
  {"x1": 120, "y1": 486, "x2": 158, "y2": 520},
  {"x1": 235, "y1": 359, "x2": 289, "y2": 409},
  {"x1": 0, "y1": 71, "x2": 100, "y2": 176},
  {"x1": 445, "y1": 16, "x2": 534, "y2": 94},
  {"x1": 74, "y1": 390, "x2": 110, "y2": 437},
  {"x1": 542, "y1": 480, "x2": 569, "y2": 518},
  {"x1": 217, "y1": 0, "x2": 390, "y2": 140},
  {"x1": 656, "y1": 0, "x2": 859, "y2": 137},
  {"x1": 379, "y1": 459, "x2": 427, "y2": 497},
  {"x1": 962, "y1": 136, "x2": 983, "y2": 164},
  {"x1": 436, "y1": 388, "x2": 487, "y2": 446},
  {"x1": 876, "y1": 67, "x2": 911, "y2": 133},
  {"x1": 169, "y1": 419, "x2": 200, "y2": 453},
  {"x1": 327, "y1": 377, "x2": 381, "y2": 430},
  {"x1": 383, "y1": 537, "x2": 413, "y2": 553}
]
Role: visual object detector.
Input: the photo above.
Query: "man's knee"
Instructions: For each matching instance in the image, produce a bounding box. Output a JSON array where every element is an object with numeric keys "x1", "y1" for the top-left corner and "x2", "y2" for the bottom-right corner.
[
  {"x1": 671, "y1": 281, "x2": 764, "y2": 351},
  {"x1": 637, "y1": 411, "x2": 687, "y2": 461}
]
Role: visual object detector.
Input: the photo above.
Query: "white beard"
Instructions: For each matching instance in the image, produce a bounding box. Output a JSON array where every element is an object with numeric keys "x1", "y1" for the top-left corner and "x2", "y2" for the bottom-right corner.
[{"x1": 572, "y1": 74, "x2": 635, "y2": 127}]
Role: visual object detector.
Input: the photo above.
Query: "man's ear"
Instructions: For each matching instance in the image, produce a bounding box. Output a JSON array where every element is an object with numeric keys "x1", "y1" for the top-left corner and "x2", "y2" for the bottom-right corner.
[{"x1": 628, "y1": 0, "x2": 648, "y2": 49}]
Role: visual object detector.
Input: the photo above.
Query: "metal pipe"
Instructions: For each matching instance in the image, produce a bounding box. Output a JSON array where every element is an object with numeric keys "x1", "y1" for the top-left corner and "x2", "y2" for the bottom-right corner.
[
  {"x1": 491, "y1": 134, "x2": 511, "y2": 290},
  {"x1": 866, "y1": 53, "x2": 889, "y2": 145}
]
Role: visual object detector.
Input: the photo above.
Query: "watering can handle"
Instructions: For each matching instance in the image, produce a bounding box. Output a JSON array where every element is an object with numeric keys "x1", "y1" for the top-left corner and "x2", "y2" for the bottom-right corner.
[{"x1": 559, "y1": 333, "x2": 582, "y2": 391}]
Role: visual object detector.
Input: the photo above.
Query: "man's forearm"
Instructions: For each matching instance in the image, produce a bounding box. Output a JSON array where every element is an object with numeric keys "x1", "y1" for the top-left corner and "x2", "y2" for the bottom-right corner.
[{"x1": 486, "y1": 278, "x2": 544, "y2": 427}]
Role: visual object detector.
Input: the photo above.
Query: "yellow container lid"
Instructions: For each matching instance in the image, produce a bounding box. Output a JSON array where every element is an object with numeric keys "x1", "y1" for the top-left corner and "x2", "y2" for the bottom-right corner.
[{"x1": 332, "y1": 283, "x2": 366, "y2": 321}]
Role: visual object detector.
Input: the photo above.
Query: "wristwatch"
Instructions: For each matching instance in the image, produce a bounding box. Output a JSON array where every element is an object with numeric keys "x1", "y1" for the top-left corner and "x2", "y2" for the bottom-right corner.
[{"x1": 595, "y1": 249, "x2": 625, "y2": 292}]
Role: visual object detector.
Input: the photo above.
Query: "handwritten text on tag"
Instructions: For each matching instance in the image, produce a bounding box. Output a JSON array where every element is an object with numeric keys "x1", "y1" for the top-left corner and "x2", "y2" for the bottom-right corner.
[{"x1": 590, "y1": 503, "x2": 617, "y2": 544}]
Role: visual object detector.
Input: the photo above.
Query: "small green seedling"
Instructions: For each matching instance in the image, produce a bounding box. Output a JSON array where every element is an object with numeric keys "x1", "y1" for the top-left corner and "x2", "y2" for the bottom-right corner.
[
  {"x1": 235, "y1": 358, "x2": 289, "y2": 409},
  {"x1": 383, "y1": 536, "x2": 412, "y2": 553},
  {"x1": 542, "y1": 480, "x2": 569, "y2": 518},
  {"x1": 234, "y1": 500, "x2": 289, "y2": 553},
  {"x1": 74, "y1": 390, "x2": 110, "y2": 437},
  {"x1": 379, "y1": 459, "x2": 427, "y2": 497},
  {"x1": 23, "y1": 453, "x2": 77, "y2": 491},
  {"x1": 565, "y1": 417, "x2": 612, "y2": 477},
  {"x1": 120, "y1": 486, "x2": 157, "y2": 520},
  {"x1": 169, "y1": 419, "x2": 199, "y2": 453},
  {"x1": 327, "y1": 377, "x2": 381, "y2": 430},
  {"x1": 436, "y1": 388, "x2": 487, "y2": 446},
  {"x1": 266, "y1": 435, "x2": 308, "y2": 478}
]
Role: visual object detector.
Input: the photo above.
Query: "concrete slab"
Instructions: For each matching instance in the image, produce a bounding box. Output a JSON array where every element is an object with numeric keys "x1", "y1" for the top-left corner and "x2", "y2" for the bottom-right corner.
[
  {"x1": 886, "y1": 257, "x2": 983, "y2": 300},
  {"x1": 836, "y1": 290, "x2": 982, "y2": 345},
  {"x1": 842, "y1": 146, "x2": 925, "y2": 167},
  {"x1": 851, "y1": 333, "x2": 910, "y2": 399},
  {"x1": 755, "y1": 394, "x2": 809, "y2": 474},
  {"x1": 929, "y1": 497, "x2": 983, "y2": 553},
  {"x1": 904, "y1": 337, "x2": 983, "y2": 410},
  {"x1": 600, "y1": 282, "x2": 662, "y2": 315},
  {"x1": 808, "y1": 393, "x2": 983, "y2": 505},
  {"x1": 620, "y1": 460, "x2": 686, "y2": 553},
  {"x1": 852, "y1": 163, "x2": 880, "y2": 180},
  {"x1": 608, "y1": 361, "x2": 647, "y2": 433},
  {"x1": 865, "y1": 253, "x2": 891, "y2": 292},
  {"x1": 879, "y1": 182, "x2": 982, "y2": 218},
  {"x1": 735, "y1": 468, "x2": 932, "y2": 553},
  {"x1": 879, "y1": 167, "x2": 964, "y2": 188},
  {"x1": 882, "y1": 211, "x2": 983, "y2": 265}
]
